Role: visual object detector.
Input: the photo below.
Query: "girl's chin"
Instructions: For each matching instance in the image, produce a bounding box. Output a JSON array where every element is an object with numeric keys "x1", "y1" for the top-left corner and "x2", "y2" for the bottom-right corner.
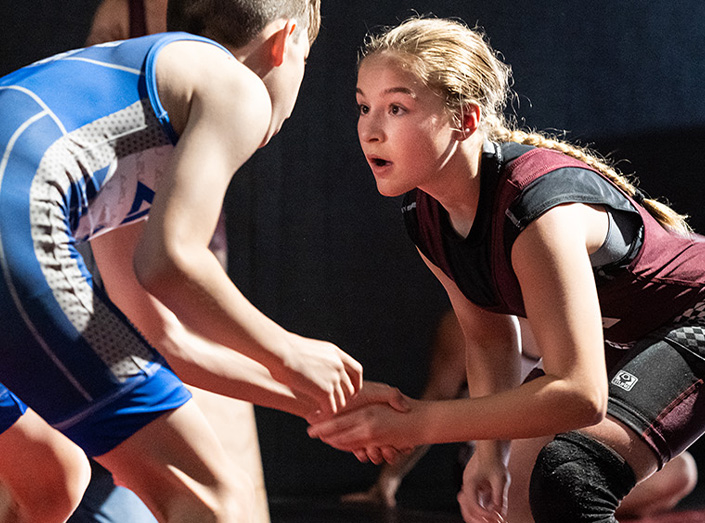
[
  {"x1": 374, "y1": 180, "x2": 408, "y2": 198},
  {"x1": 376, "y1": 186, "x2": 405, "y2": 197}
]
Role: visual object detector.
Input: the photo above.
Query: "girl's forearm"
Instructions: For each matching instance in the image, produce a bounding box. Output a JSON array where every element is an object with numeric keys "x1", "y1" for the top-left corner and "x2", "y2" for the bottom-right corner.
[{"x1": 414, "y1": 375, "x2": 605, "y2": 445}]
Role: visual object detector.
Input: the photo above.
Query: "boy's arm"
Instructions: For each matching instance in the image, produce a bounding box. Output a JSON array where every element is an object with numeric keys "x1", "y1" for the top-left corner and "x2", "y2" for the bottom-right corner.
[
  {"x1": 134, "y1": 40, "x2": 280, "y2": 363},
  {"x1": 132, "y1": 41, "x2": 362, "y2": 413},
  {"x1": 95, "y1": 224, "x2": 404, "y2": 418},
  {"x1": 92, "y1": 221, "x2": 317, "y2": 418}
]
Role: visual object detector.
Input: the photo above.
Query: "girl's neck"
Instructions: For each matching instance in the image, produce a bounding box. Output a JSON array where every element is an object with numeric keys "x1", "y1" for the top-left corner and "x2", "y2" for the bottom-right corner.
[{"x1": 422, "y1": 136, "x2": 484, "y2": 238}]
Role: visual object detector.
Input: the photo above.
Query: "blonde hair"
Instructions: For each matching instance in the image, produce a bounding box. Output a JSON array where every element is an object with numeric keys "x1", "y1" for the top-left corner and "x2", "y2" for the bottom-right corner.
[{"x1": 360, "y1": 16, "x2": 691, "y2": 235}]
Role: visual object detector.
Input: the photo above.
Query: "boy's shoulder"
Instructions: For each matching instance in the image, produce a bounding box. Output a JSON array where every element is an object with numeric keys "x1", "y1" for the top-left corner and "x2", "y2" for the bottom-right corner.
[
  {"x1": 157, "y1": 37, "x2": 266, "y2": 99},
  {"x1": 155, "y1": 37, "x2": 271, "y2": 138}
]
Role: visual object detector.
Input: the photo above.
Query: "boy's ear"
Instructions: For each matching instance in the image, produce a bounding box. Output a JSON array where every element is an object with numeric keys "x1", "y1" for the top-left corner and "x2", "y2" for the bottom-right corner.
[{"x1": 269, "y1": 19, "x2": 298, "y2": 67}]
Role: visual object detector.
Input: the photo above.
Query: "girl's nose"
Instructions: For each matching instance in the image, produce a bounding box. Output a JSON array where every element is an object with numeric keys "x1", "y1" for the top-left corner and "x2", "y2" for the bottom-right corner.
[{"x1": 358, "y1": 115, "x2": 383, "y2": 143}]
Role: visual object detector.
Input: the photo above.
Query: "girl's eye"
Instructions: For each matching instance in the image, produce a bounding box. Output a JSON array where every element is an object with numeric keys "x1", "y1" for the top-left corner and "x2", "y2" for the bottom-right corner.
[
  {"x1": 357, "y1": 104, "x2": 369, "y2": 115},
  {"x1": 390, "y1": 104, "x2": 404, "y2": 115}
]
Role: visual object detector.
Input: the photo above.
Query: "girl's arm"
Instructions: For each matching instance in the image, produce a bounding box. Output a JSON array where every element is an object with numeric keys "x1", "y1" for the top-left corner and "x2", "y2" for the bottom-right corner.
[
  {"x1": 309, "y1": 202, "x2": 609, "y2": 447},
  {"x1": 419, "y1": 202, "x2": 608, "y2": 442}
]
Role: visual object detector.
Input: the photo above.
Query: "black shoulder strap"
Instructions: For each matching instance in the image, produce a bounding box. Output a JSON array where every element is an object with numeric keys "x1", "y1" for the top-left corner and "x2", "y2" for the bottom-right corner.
[
  {"x1": 498, "y1": 141, "x2": 534, "y2": 166},
  {"x1": 129, "y1": 0, "x2": 147, "y2": 38}
]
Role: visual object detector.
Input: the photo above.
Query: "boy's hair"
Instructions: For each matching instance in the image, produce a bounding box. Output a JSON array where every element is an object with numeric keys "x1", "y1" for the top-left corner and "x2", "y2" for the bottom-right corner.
[
  {"x1": 360, "y1": 16, "x2": 691, "y2": 235},
  {"x1": 167, "y1": 0, "x2": 321, "y2": 49}
]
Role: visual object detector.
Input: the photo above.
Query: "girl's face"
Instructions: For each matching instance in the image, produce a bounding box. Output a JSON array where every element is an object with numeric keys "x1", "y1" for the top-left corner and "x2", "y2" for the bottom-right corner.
[{"x1": 356, "y1": 53, "x2": 457, "y2": 197}]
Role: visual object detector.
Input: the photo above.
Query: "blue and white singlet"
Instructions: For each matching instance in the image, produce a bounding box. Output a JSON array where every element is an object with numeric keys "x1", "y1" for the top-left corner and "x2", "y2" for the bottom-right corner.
[{"x1": 0, "y1": 32, "x2": 231, "y2": 456}]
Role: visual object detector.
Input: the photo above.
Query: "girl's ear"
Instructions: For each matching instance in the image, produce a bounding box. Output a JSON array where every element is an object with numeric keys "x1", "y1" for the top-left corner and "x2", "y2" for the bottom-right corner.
[
  {"x1": 457, "y1": 103, "x2": 481, "y2": 141},
  {"x1": 269, "y1": 19, "x2": 298, "y2": 67}
]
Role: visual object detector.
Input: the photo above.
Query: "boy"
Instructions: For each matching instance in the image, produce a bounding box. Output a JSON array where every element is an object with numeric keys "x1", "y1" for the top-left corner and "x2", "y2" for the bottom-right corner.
[{"x1": 0, "y1": 1, "x2": 393, "y2": 520}]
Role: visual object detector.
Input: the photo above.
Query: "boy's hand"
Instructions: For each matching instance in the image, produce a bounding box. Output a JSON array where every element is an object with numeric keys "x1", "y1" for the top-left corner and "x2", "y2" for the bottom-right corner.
[
  {"x1": 307, "y1": 399, "x2": 421, "y2": 452},
  {"x1": 273, "y1": 335, "x2": 363, "y2": 415}
]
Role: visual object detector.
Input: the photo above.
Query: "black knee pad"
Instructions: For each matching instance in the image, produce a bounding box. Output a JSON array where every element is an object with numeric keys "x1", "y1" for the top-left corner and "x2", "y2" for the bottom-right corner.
[{"x1": 529, "y1": 432, "x2": 636, "y2": 523}]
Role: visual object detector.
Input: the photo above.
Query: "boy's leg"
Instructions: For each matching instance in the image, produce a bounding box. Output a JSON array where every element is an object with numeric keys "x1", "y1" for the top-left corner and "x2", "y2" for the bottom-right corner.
[
  {"x1": 95, "y1": 399, "x2": 255, "y2": 523},
  {"x1": 0, "y1": 188, "x2": 253, "y2": 522},
  {"x1": 0, "y1": 408, "x2": 91, "y2": 523},
  {"x1": 68, "y1": 459, "x2": 158, "y2": 523}
]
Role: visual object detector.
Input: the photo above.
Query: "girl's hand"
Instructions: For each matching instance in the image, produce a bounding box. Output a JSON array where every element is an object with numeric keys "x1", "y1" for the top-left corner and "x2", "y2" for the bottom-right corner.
[
  {"x1": 351, "y1": 445, "x2": 413, "y2": 465},
  {"x1": 306, "y1": 380, "x2": 410, "y2": 424},
  {"x1": 457, "y1": 452, "x2": 509, "y2": 523},
  {"x1": 307, "y1": 400, "x2": 419, "y2": 451},
  {"x1": 347, "y1": 381, "x2": 410, "y2": 414}
]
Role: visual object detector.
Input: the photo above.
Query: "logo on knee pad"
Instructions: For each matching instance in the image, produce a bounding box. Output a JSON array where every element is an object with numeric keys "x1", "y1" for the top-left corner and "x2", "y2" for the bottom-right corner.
[{"x1": 612, "y1": 370, "x2": 638, "y2": 391}]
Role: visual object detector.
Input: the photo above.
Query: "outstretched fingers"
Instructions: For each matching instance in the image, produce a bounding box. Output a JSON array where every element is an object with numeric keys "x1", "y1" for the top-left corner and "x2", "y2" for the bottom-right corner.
[
  {"x1": 336, "y1": 353, "x2": 363, "y2": 410},
  {"x1": 344, "y1": 354, "x2": 364, "y2": 393},
  {"x1": 281, "y1": 337, "x2": 364, "y2": 416},
  {"x1": 323, "y1": 354, "x2": 362, "y2": 414}
]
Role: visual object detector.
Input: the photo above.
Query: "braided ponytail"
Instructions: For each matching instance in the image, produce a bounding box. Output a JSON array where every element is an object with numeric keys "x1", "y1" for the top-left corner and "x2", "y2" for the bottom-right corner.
[{"x1": 490, "y1": 127, "x2": 692, "y2": 235}]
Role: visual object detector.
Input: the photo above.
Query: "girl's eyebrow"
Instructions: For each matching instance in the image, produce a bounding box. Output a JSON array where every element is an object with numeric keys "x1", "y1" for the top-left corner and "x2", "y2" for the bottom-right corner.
[{"x1": 355, "y1": 86, "x2": 417, "y2": 98}]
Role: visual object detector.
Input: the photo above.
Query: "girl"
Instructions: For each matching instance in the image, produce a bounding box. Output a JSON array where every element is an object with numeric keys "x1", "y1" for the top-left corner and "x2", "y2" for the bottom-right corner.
[{"x1": 309, "y1": 16, "x2": 705, "y2": 523}]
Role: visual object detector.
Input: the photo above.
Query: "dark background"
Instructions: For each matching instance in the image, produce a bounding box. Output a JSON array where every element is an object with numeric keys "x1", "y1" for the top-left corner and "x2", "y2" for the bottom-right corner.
[{"x1": 2, "y1": 0, "x2": 704, "y2": 511}]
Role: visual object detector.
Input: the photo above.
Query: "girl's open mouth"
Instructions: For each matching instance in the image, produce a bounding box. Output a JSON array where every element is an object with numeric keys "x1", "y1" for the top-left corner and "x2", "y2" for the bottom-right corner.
[{"x1": 370, "y1": 156, "x2": 390, "y2": 167}]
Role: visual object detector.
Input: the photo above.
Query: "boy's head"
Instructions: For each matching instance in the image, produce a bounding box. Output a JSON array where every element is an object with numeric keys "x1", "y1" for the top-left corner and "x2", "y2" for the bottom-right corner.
[{"x1": 167, "y1": 0, "x2": 321, "y2": 49}]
